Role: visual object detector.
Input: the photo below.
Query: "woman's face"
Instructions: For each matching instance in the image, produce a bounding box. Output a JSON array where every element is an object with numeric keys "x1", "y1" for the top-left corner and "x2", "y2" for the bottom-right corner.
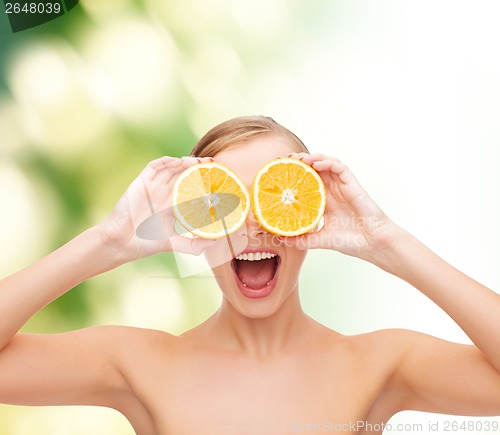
[{"x1": 204, "y1": 135, "x2": 308, "y2": 319}]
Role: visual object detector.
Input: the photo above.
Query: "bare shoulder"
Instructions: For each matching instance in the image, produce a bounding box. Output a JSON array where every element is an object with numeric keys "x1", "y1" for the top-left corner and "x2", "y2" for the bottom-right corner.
[
  {"x1": 303, "y1": 325, "x2": 428, "y2": 367},
  {"x1": 97, "y1": 324, "x2": 178, "y2": 367},
  {"x1": 342, "y1": 327, "x2": 433, "y2": 376},
  {"x1": 61, "y1": 324, "x2": 177, "y2": 361},
  {"x1": 332, "y1": 329, "x2": 419, "y2": 421},
  {"x1": 320, "y1": 327, "x2": 407, "y2": 351},
  {"x1": 347, "y1": 327, "x2": 468, "y2": 365},
  {"x1": 310, "y1": 326, "x2": 411, "y2": 383},
  {"x1": 345, "y1": 328, "x2": 423, "y2": 357},
  {"x1": 0, "y1": 324, "x2": 176, "y2": 412},
  {"x1": 100, "y1": 324, "x2": 176, "y2": 346},
  {"x1": 347, "y1": 328, "x2": 500, "y2": 417}
]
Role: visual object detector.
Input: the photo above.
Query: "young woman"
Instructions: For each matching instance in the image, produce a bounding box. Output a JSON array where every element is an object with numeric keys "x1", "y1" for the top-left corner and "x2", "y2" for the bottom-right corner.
[{"x1": 0, "y1": 116, "x2": 499, "y2": 434}]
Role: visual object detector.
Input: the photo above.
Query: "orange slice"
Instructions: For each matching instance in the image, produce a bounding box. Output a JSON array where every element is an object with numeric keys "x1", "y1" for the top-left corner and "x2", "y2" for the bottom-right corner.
[
  {"x1": 173, "y1": 162, "x2": 250, "y2": 239},
  {"x1": 252, "y1": 158, "x2": 326, "y2": 236}
]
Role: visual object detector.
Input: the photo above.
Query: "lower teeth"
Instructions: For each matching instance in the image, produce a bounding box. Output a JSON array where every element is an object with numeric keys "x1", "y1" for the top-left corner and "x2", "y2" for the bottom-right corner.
[
  {"x1": 242, "y1": 282, "x2": 271, "y2": 288},
  {"x1": 243, "y1": 281, "x2": 271, "y2": 287}
]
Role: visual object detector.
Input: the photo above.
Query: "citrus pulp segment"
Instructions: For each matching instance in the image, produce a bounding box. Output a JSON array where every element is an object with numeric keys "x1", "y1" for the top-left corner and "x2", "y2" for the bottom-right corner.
[
  {"x1": 252, "y1": 158, "x2": 326, "y2": 237},
  {"x1": 173, "y1": 162, "x2": 250, "y2": 239}
]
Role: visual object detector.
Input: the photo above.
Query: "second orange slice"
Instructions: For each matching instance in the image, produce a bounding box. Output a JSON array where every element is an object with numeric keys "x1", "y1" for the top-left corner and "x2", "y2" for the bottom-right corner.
[{"x1": 252, "y1": 158, "x2": 326, "y2": 237}]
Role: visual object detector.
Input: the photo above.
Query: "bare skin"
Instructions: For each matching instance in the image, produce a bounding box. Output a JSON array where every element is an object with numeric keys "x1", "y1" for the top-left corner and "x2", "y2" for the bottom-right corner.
[{"x1": 1, "y1": 136, "x2": 500, "y2": 434}]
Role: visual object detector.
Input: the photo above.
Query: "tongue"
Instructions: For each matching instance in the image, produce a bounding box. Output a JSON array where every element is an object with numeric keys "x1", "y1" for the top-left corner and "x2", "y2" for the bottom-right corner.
[{"x1": 237, "y1": 258, "x2": 276, "y2": 290}]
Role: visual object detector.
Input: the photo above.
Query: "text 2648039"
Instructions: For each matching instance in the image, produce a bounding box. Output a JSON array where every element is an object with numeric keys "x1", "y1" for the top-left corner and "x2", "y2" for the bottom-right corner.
[{"x1": 5, "y1": 3, "x2": 62, "y2": 14}]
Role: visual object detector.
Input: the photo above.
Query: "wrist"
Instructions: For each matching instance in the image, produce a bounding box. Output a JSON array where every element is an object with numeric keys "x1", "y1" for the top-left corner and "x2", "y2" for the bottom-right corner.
[
  {"x1": 362, "y1": 224, "x2": 416, "y2": 276},
  {"x1": 72, "y1": 226, "x2": 128, "y2": 280}
]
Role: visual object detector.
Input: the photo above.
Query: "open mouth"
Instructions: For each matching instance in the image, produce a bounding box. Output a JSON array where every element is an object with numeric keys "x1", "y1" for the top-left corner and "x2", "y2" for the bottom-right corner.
[{"x1": 231, "y1": 251, "x2": 281, "y2": 297}]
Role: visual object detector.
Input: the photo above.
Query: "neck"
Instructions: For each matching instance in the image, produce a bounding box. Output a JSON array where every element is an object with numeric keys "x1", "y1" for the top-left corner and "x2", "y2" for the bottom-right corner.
[{"x1": 206, "y1": 287, "x2": 317, "y2": 358}]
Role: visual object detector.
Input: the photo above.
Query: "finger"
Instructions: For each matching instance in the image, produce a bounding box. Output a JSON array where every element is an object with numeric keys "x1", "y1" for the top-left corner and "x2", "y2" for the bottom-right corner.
[
  {"x1": 180, "y1": 156, "x2": 210, "y2": 169},
  {"x1": 139, "y1": 156, "x2": 216, "y2": 226},
  {"x1": 185, "y1": 156, "x2": 214, "y2": 160},
  {"x1": 140, "y1": 157, "x2": 182, "y2": 184},
  {"x1": 149, "y1": 154, "x2": 203, "y2": 189},
  {"x1": 140, "y1": 175, "x2": 156, "y2": 215},
  {"x1": 150, "y1": 160, "x2": 186, "y2": 187},
  {"x1": 147, "y1": 156, "x2": 179, "y2": 169},
  {"x1": 127, "y1": 167, "x2": 179, "y2": 225},
  {"x1": 161, "y1": 157, "x2": 213, "y2": 190},
  {"x1": 287, "y1": 152, "x2": 309, "y2": 160},
  {"x1": 169, "y1": 233, "x2": 217, "y2": 256},
  {"x1": 194, "y1": 156, "x2": 215, "y2": 163},
  {"x1": 147, "y1": 156, "x2": 182, "y2": 174},
  {"x1": 123, "y1": 181, "x2": 158, "y2": 230},
  {"x1": 149, "y1": 155, "x2": 213, "y2": 175},
  {"x1": 310, "y1": 159, "x2": 359, "y2": 186},
  {"x1": 301, "y1": 153, "x2": 342, "y2": 165},
  {"x1": 137, "y1": 173, "x2": 175, "y2": 214},
  {"x1": 146, "y1": 155, "x2": 203, "y2": 185}
]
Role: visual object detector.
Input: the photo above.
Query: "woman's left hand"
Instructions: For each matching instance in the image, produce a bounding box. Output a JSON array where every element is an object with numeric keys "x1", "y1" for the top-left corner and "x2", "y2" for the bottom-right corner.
[{"x1": 284, "y1": 153, "x2": 403, "y2": 262}]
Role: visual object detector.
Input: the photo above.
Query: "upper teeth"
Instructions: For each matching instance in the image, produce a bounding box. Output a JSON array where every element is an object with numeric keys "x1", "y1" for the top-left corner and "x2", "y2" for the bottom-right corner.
[{"x1": 235, "y1": 252, "x2": 277, "y2": 261}]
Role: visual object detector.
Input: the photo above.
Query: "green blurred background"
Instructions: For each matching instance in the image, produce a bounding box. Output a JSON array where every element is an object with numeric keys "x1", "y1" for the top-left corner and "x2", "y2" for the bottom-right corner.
[{"x1": 1, "y1": 0, "x2": 500, "y2": 433}]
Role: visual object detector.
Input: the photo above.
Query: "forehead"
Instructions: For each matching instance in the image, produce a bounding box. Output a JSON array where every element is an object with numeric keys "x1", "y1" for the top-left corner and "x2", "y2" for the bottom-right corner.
[{"x1": 213, "y1": 136, "x2": 296, "y2": 186}]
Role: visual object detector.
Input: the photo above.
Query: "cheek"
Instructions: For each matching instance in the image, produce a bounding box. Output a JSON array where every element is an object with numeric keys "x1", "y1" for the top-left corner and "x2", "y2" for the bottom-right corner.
[{"x1": 284, "y1": 248, "x2": 308, "y2": 279}]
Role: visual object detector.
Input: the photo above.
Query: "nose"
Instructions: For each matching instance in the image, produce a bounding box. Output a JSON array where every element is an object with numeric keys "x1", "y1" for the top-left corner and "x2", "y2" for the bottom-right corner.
[{"x1": 243, "y1": 209, "x2": 266, "y2": 237}]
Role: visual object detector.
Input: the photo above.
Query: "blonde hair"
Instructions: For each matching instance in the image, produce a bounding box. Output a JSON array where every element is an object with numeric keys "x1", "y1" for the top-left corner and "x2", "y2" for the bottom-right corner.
[{"x1": 190, "y1": 115, "x2": 309, "y2": 158}]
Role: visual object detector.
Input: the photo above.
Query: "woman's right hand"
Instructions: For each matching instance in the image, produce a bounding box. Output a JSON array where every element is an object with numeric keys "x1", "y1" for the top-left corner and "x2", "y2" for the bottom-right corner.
[{"x1": 96, "y1": 156, "x2": 216, "y2": 263}]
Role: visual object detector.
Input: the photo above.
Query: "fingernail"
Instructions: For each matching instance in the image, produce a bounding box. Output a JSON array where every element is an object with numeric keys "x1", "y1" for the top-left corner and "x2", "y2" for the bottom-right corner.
[
  {"x1": 208, "y1": 157, "x2": 215, "y2": 162},
  {"x1": 287, "y1": 153, "x2": 294, "y2": 157}
]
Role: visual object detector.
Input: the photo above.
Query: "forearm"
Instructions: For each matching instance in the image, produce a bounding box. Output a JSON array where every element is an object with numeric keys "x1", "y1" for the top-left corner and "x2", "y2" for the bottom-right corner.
[
  {"x1": 0, "y1": 226, "x2": 123, "y2": 351},
  {"x1": 373, "y1": 229, "x2": 500, "y2": 372}
]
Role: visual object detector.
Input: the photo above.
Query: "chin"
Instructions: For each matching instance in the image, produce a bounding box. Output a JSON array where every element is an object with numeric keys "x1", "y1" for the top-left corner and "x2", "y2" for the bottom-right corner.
[
  {"x1": 224, "y1": 290, "x2": 292, "y2": 319},
  {"x1": 212, "y1": 247, "x2": 305, "y2": 320},
  {"x1": 217, "y1": 255, "x2": 300, "y2": 319}
]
